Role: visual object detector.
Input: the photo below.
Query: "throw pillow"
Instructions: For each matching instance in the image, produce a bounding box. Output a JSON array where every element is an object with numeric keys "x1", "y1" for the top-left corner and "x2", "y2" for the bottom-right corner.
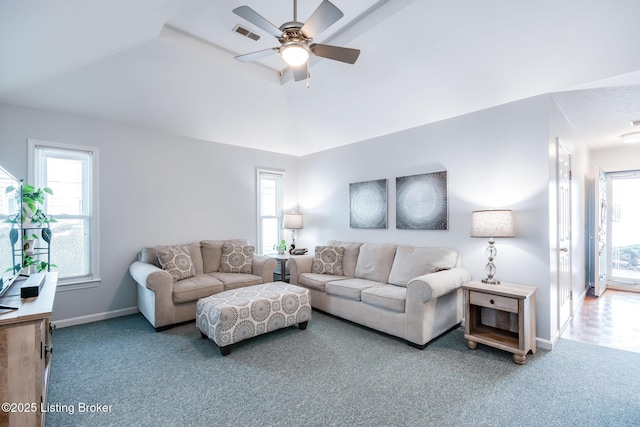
[
  {"x1": 156, "y1": 246, "x2": 196, "y2": 282},
  {"x1": 312, "y1": 246, "x2": 344, "y2": 275},
  {"x1": 220, "y1": 244, "x2": 254, "y2": 273}
]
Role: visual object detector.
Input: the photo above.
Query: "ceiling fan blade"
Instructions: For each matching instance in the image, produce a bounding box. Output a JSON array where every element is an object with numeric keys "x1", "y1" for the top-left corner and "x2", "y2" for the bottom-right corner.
[
  {"x1": 234, "y1": 48, "x2": 279, "y2": 63},
  {"x1": 233, "y1": 6, "x2": 282, "y2": 38},
  {"x1": 301, "y1": 0, "x2": 344, "y2": 38},
  {"x1": 310, "y1": 44, "x2": 360, "y2": 64},
  {"x1": 292, "y1": 65, "x2": 309, "y2": 82}
]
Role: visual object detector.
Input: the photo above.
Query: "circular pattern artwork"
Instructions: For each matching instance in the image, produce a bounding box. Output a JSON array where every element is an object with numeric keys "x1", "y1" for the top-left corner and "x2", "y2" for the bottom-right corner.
[
  {"x1": 396, "y1": 171, "x2": 447, "y2": 230},
  {"x1": 349, "y1": 179, "x2": 387, "y2": 229}
]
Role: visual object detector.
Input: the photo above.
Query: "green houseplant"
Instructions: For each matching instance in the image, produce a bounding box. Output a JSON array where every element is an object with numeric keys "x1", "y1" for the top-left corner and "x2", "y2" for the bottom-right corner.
[
  {"x1": 5, "y1": 183, "x2": 57, "y2": 273},
  {"x1": 20, "y1": 184, "x2": 56, "y2": 227},
  {"x1": 275, "y1": 239, "x2": 287, "y2": 254}
]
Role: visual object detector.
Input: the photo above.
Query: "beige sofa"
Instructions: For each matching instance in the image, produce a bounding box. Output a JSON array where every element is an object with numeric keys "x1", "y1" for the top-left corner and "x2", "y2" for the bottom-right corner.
[
  {"x1": 289, "y1": 240, "x2": 471, "y2": 348},
  {"x1": 129, "y1": 239, "x2": 277, "y2": 330}
]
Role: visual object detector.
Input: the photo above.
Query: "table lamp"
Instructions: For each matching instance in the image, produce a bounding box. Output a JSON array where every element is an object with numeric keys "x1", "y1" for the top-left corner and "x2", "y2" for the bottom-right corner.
[
  {"x1": 471, "y1": 209, "x2": 515, "y2": 284},
  {"x1": 283, "y1": 213, "x2": 303, "y2": 251}
]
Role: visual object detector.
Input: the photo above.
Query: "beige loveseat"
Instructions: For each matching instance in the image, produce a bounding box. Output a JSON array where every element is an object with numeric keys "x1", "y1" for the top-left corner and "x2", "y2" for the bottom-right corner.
[
  {"x1": 129, "y1": 239, "x2": 277, "y2": 330},
  {"x1": 289, "y1": 240, "x2": 471, "y2": 348}
]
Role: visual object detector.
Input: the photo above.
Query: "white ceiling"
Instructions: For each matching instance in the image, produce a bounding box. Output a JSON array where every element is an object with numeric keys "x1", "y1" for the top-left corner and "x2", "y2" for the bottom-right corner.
[{"x1": 1, "y1": 0, "x2": 640, "y2": 156}]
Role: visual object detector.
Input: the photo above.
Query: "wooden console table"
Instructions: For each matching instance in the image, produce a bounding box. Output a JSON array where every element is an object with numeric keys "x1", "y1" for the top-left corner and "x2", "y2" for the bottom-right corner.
[
  {"x1": 0, "y1": 273, "x2": 57, "y2": 426},
  {"x1": 463, "y1": 280, "x2": 536, "y2": 364}
]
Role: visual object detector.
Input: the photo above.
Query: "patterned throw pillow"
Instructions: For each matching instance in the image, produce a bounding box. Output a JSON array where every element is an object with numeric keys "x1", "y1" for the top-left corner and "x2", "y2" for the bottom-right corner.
[
  {"x1": 312, "y1": 246, "x2": 344, "y2": 275},
  {"x1": 156, "y1": 246, "x2": 196, "y2": 282},
  {"x1": 220, "y1": 244, "x2": 254, "y2": 273}
]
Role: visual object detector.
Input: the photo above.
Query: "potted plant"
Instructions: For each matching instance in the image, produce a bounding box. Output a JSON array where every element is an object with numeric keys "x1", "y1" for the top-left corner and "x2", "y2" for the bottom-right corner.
[
  {"x1": 20, "y1": 184, "x2": 56, "y2": 227},
  {"x1": 5, "y1": 183, "x2": 56, "y2": 227},
  {"x1": 275, "y1": 239, "x2": 287, "y2": 255},
  {"x1": 5, "y1": 183, "x2": 57, "y2": 273}
]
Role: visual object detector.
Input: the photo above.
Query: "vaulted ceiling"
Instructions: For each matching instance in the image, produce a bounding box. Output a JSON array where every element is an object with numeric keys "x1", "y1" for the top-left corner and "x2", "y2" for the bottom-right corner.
[{"x1": 2, "y1": 0, "x2": 640, "y2": 156}]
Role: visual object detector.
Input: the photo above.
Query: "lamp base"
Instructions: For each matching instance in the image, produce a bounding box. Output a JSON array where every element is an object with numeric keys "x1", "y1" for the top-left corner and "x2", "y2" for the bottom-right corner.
[{"x1": 481, "y1": 278, "x2": 501, "y2": 285}]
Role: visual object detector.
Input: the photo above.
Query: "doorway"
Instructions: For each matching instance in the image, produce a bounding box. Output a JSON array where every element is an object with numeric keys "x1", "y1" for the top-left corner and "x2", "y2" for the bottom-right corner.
[{"x1": 606, "y1": 170, "x2": 640, "y2": 291}]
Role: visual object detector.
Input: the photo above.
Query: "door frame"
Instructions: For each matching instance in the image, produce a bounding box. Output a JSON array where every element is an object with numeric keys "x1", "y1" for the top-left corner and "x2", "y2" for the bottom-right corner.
[{"x1": 557, "y1": 140, "x2": 572, "y2": 331}]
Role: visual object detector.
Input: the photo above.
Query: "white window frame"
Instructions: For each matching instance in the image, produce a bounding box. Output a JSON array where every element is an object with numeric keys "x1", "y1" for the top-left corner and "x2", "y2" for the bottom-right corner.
[
  {"x1": 28, "y1": 139, "x2": 100, "y2": 289},
  {"x1": 257, "y1": 169, "x2": 284, "y2": 255}
]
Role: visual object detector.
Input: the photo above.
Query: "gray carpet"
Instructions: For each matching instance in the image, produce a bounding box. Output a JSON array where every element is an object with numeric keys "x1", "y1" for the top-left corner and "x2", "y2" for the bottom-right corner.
[{"x1": 46, "y1": 311, "x2": 639, "y2": 426}]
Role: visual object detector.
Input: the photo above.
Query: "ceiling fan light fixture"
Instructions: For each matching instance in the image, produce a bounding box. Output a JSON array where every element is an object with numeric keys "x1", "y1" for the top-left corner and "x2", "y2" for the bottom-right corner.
[
  {"x1": 281, "y1": 43, "x2": 310, "y2": 67},
  {"x1": 621, "y1": 131, "x2": 640, "y2": 144}
]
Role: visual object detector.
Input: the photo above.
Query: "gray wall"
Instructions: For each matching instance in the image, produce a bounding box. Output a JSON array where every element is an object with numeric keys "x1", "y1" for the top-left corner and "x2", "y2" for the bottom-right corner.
[
  {"x1": 0, "y1": 104, "x2": 299, "y2": 323},
  {"x1": 298, "y1": 95, "x2": 563, "y2": 343}
]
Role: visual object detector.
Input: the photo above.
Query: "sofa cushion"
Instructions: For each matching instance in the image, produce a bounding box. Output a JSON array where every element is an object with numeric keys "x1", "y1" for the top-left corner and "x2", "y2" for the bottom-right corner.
[
  {"x1": 220, "y1": 244, "x2": 254, "y2": 273},
  {"x1": 172, "y1": 274, "x2": 224, "y2": 304},
  {"x1": 388, "y1": 246, "x2": 458, "y2": 286},
  {"x1": 327, "y1": 240, "x2": 362, "y2": 277},
  {"x1": 209, "y1": 272, "x2": 262, "y2": 291},
  {"x1": 298, "y1": 273, "x2": 349, "y2": 292},
  {"x1": 354, "y1": 243, "x2": 398, "y2": 283},
  {"x1": 156, "y1": 246, "x2": 197, "y2": 282},
  {"x1": 361, "y1": 285, "x2": 407, "y2": 313},
  {"x1": 141, "y1": 242, "x2": 204, "y2": 274},
  {"x1": 201, "y1": 239, "x2": 248, "y2": 273},
  {"x1": 312, "y1": 246, "x2": 344, "y2": 275},
  {"x1": 325, "y1": 278, "x2": 383, "y2": 301}
]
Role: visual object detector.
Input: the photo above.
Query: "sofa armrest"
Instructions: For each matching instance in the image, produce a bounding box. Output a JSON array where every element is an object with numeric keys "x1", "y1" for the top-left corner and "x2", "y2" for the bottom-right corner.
[
  {"x1": 252, "y1": 255, "x2": 277, "y2": 283},
  {"x1": 288, "y1": 255, "x2": 315, "y2": 285},
  {"x1": 129, "y1": 261, "x2": 174, "y2": 293},
  {"x1": 406, "y1": 268, "x2": 472, "y2": 303}
]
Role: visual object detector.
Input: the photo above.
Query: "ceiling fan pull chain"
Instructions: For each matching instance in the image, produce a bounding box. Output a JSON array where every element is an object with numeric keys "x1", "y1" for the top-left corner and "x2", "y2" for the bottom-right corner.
[{"x1": 306, "y1": 62, "x2": 310, "y2": 88}]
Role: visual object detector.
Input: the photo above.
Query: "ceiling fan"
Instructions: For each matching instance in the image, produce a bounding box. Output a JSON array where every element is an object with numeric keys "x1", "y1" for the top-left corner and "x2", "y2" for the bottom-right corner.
[{"x1": 232, "y1": 0, "x2": 360, "y2": 82}]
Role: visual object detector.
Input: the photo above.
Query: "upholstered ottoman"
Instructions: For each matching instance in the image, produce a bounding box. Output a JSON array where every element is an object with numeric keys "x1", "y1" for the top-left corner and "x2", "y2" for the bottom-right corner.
[{"x1": 196, "y1": 282, "x2": 312, "y2": 355}]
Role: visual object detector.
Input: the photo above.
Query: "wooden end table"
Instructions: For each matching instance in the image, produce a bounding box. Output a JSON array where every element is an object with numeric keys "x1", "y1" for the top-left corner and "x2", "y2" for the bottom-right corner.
[{"x1": 463, "y1": 280, "x2": 536, "y2": 364}]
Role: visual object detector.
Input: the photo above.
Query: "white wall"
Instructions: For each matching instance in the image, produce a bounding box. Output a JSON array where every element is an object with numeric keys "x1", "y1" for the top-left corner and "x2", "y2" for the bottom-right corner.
[
  {"x1": 590, "y1": 144, "x2": 640, "y2": 173},
  {"x1": 0, "y1": 104, "x2": 299, "y2": 323},
  {"x1": 298, "y1": 95, "x2": 559, "y2": 343}
]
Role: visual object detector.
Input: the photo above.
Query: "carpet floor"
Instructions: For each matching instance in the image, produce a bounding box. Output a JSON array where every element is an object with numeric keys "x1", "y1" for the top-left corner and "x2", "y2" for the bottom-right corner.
[{"x1": 46, "y1": 311, "x2": 640, "y2": 426}]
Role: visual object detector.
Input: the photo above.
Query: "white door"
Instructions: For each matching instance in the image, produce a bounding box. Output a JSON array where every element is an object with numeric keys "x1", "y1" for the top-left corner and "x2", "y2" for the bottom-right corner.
[
  {"x1": 594, "y1": 168, "x2": 608, "y2": 296},
  {"x1": 558, "y1": 144, "x2": 572, "y2": 329}
]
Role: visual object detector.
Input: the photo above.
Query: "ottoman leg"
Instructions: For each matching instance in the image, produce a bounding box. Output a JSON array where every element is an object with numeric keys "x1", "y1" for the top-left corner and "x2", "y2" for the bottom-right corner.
[
  {"x1": 200, "y1": 331, "x2": 207, "y2": 339},
  {"x1": 298, "y1": 321, "x2": 308, "y2": 330},
  {"x1": 219, "y1": 345, "x2": 231, "y2": 356}
]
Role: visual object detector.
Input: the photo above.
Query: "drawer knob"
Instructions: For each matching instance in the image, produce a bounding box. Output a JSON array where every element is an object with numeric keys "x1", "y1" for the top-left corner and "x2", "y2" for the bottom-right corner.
[{"x1": 490, "y1": 299, "x2": 495, "y2": 304}]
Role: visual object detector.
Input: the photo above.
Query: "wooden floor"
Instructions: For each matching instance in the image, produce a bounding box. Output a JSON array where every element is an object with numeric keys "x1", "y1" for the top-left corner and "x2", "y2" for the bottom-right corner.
[{"x1": 562, "y1": 288, "x2": 640, "y2": 353}]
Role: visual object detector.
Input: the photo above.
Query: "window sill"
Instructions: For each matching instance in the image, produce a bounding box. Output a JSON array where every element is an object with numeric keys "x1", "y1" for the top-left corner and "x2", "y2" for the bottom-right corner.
[{"x1": 56, "y1": 277, "x2": 102, "y2": 292}]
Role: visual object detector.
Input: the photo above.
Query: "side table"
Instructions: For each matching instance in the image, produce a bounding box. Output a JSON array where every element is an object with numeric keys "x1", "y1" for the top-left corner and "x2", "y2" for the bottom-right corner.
[
  {"x1": 463, "y1": 280, "x2": 536, "y2": 364},
  {"x1": 267, "y1": 253, "x2": 291, "y2": 282}
]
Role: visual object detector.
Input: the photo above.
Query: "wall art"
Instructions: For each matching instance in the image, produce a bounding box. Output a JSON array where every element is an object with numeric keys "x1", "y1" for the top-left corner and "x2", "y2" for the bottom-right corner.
[
  {"x1": 396, "y1": 171, "x2": 448, "y2": 230},
  {"x1": 349, "y1": 179, "x2": 387, "y2": 229}
]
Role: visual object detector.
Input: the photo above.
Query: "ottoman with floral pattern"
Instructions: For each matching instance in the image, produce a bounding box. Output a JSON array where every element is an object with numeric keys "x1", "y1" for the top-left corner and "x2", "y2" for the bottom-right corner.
[{"x1": 196, "y1": 282, "x2": 311, "y2": 355}]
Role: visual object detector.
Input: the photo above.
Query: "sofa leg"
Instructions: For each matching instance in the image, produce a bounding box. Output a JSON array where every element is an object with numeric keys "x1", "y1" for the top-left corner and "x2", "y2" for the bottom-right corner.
[
  {"x1": 219, "y1": 345, "x2": 231, "y2": 356},
  {"x1": 406, "y1": 341, "x2": 428, "y2": 350},
  {"x1": 298, "y1": 321, "x2": 308, "y2": 330}
]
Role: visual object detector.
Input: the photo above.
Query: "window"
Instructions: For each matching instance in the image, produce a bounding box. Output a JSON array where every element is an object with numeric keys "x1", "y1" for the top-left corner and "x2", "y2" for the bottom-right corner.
[
  {"x1": 29, "y1": 140, "x2": 98, "y2": 283},
  {"x1": 257, "y1": 170, "x2": 284, "y2": 255}
]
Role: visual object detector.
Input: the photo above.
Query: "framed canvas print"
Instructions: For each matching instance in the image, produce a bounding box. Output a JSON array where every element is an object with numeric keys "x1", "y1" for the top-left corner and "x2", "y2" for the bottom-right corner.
[
  {"x1": 349, "y1": 179, "x2": 387, "y2": 229},
  {"x1": 396, "y1": 171, "x2": 448, "y2": 230}
]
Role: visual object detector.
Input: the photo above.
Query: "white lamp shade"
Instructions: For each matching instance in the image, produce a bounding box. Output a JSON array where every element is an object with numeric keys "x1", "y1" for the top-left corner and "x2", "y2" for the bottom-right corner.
[
  {"x1": 281, "y1": 44, "x2": 310, "y2": 67},
  {"x1": 283, "y1": 213, "x2": 303, "y2": 230},
  {"x1": 471, "y1": 210, "x2": 515, "y2": 238}
]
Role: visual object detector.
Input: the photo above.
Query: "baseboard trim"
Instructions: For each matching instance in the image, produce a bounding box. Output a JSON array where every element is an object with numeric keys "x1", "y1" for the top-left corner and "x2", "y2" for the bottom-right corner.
[{"x1": 53, "y1": 307, "x2": 139, "y2": 328}]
